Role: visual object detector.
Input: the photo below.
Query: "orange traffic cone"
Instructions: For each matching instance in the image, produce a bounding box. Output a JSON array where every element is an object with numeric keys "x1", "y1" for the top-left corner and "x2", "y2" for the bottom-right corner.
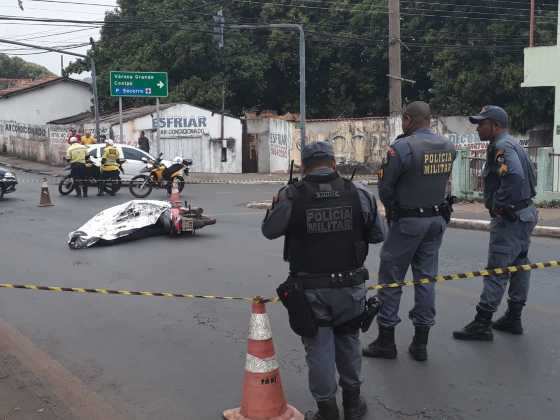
[
  {"x1": 38, "y1": 178, "x2": 54, "y2": 207},
  {"x1": 223, "y1": 301, "x2": 303, "y2": 420},
  {"x1": 169, "y1": 177, "x2": 181, "y2": 208}
]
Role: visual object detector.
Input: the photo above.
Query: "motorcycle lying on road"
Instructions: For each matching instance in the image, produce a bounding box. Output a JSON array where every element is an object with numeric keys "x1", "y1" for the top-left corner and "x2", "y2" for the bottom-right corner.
[
  {"x1": 68, "y1": 199, "x2": 216, "y2": 249},
  {"x1": 129, "y1": 153, "x2": 192, "y2": 198},
  {"x1": 58, "y1": 157, "x2": 125, "y2": 196}
]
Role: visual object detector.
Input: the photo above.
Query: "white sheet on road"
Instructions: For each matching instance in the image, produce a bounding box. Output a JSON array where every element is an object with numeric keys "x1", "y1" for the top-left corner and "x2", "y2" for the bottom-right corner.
[{"x1": 68, "y1": 200, "x2": 171, "y2": 249}]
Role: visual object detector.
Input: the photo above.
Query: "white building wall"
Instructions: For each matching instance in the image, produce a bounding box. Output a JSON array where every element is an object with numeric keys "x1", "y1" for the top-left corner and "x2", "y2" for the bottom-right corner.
[
  {"x1": 106, "y1": 104, "x2": 243, "y2": 173},
  {"x1": 0, "y1": 82, "x2": 91, "y2": 125}
]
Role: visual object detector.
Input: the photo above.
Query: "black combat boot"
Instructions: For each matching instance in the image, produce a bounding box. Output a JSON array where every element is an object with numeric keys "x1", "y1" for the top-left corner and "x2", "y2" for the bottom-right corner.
[
  {"x1": 75, "y1": 185, "x2": 82, "y2": 198},
  {"x1": 342, "y1": 387, "x2": 367, "y2": 420},
  {"x1": 97, "y1": 184, "x2": 104, "y2": 196},
  {"x1": 304, "y1": 398, "x2": 339, "y2": 420},
  {"x1": 453, "y1": 308, "x2": 493, "y2": 341},
  {"x1": 493, "y1": 300, "x2": 524, "y2": 335},
  {"x1": 408, "y1": 326, "x2": 430, "y2": 362},
  {"x1": 362, "y1": 325, "x2": 397, "y2": 359}
]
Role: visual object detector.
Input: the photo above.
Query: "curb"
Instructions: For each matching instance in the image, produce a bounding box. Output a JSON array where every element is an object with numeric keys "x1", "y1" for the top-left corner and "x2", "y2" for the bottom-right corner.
[
  {"x1": 247, "y1": 202, "x2": 560, "y2": 239},
  {"x1": 1, "y1": 160, "x2": 379, "y2": 186},
  {"x1": 0, "y1": 160, "x2": 60, "y2": 177}
]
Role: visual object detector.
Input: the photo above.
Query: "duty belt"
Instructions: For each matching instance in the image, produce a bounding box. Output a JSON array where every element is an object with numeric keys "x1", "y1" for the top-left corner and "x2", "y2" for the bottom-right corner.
[
  {"x1": 290, "y1": 267, "x2": 369, "y2": 289},
  {"x1": 396, "y1": 204, "x2": 445, "y2": 218},
  {"x1": 510, "y1": 199, "x2": 533, "y2": 212}
]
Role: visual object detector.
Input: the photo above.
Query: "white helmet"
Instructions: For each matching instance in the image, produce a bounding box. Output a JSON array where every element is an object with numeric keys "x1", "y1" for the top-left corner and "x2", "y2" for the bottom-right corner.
[
  {"x1": 105, "y1": 139, "x2": 114, "y2": 146},
  {"x1": 173, "y1": 156, "x2": 182, "y2": 164},
  {"x1": 69, "y1": 136, "x2": 78, "y2": 144}
]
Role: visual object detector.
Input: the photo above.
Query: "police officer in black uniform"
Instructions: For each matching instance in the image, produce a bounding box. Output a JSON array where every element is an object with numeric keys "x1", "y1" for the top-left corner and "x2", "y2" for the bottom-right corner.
[
  {"x1": 262, "y1": 142, "x2": 384, "y2": 420},
  {"x1": 363, "y1": 101, "x2": 456, "y2": 362}
]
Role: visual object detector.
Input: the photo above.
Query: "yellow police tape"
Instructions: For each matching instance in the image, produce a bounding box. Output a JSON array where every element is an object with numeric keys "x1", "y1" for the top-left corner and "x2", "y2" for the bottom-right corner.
[{"x1": 1, "y1": 260, "x2": 558, "y2": 304}]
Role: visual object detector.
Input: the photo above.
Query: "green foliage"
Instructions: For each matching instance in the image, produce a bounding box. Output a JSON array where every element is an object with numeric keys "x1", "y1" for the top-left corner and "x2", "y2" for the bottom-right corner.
[
  {"x1": 0, "y1": 54, "x2": 53, "y2": 87},
  {"x1": 65, "y1": 0, "x2": 558, "y2": 131}
]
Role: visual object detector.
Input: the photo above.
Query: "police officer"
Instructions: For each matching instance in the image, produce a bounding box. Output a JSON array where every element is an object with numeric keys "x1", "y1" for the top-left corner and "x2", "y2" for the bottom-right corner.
[
  {"x1": 262, "y1": 142, "x2": 384, "y2": 420},
  {"x1": 98, "y1": 139, "x2": 121, "y2": 196},
  {"x1": 65, "y1": 136, "x2": 88, "y2": 198},
  {"x1": 363, "y1": 101, "x2": 456, "y2": 362},
  {"x1": 454, "y1": 106, "x2": 538, "y2": 341}
]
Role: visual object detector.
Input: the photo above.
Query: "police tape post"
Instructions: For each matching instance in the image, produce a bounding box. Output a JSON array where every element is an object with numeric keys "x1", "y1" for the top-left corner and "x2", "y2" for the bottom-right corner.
[{"x1": 1, "y1": 260, "x2": 558, "y2": 303}]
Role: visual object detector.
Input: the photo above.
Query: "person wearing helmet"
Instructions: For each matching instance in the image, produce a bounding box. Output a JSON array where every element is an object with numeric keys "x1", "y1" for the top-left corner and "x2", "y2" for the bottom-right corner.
[
  {"x1": 65, "y1": 136, "x2": 89, "y2": 198},
  {"x1": 162, "y1": 156, "x2": 185, "y2": 181},
  {"x1": 98, "y1": 139, "x2": 120, "y2": 196}
]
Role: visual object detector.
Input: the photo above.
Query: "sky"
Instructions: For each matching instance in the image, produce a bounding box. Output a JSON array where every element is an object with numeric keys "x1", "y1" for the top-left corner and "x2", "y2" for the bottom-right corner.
[{"x1": 0, "y1": 0, "x2": 117, "y2": 76}]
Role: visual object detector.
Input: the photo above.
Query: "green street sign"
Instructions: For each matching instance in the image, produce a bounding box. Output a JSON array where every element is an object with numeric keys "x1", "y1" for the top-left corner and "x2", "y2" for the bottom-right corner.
[{"x1": 110, "y1": 71, "x2": 168, "y2": 97}]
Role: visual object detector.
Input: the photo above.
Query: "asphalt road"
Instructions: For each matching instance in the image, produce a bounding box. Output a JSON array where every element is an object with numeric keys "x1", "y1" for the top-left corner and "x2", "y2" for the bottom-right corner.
[{"x1": 1, "y1": 172, "x2": 559, "y2": 420}]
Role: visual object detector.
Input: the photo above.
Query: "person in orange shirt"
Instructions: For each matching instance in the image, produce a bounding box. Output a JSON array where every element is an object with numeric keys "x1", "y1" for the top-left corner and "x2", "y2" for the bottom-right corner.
[{"x1": 81, "y1": 130, "x2": 96, "y2": 145}]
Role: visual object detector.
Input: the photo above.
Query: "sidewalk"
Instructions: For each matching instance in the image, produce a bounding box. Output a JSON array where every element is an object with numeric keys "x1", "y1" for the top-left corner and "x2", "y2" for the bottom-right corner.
[
  {"x1": 0, "y1": 154, "x2": 377, "y2": 185},
  {"x1": 0, "y1": 353, "x2": 74, "y2": 420},
  {"x1": 453, "y1": 201, "x2": 560, "y2": 228},
  {"x1": 247, "y1": 199, "x2": 560, "y2": 238}
]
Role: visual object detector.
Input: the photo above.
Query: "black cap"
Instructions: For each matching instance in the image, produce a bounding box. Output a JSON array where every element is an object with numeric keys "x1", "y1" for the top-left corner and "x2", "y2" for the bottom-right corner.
[
  {"x1": 301, "y1": 141, "x2": 335, "y2": 163},
  {"x1": 469, "y1": 105, "x2": 509, "y2": 128}
]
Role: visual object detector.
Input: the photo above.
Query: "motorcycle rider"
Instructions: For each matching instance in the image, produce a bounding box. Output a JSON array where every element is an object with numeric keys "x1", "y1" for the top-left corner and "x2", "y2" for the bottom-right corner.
[
  {"x1": 98, "y1": 139, "x2": 121, "y2": 196},
  {"x1": 65, "y1": 136, "x2": 88, "y2": 198}
]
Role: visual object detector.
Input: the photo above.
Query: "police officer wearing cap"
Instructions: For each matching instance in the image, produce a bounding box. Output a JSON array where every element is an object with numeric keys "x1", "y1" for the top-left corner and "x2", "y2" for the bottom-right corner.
[
  {"x1": 363, "y1": 101, "x2": 456, "y2": 362},
  {"x1": 453, "y1": 106, "x2": 538, "y2": 341},
  {"x1": 262, "y1": 141, "x2": 384, "y2": 420}
]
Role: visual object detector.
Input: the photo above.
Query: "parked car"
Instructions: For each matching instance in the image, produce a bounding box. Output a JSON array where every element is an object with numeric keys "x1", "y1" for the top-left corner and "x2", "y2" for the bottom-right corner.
[
  {"x1": 86, "y1": 144, "x2": 173, "y2": 182},
  {"x1": 0, "y1": 166, "x2": 17, "y2": 199}
]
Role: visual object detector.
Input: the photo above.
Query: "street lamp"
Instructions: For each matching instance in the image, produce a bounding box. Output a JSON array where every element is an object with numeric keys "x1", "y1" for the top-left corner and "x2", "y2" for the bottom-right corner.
[{"x1": 228, "y1": 24, "x2": 306, "y2": 162}]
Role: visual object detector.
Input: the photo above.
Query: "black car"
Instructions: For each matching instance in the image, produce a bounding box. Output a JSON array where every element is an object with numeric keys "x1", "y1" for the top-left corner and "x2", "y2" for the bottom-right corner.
[{"x1": 0, "y1": 166, "x2": 18, "y2": 198}]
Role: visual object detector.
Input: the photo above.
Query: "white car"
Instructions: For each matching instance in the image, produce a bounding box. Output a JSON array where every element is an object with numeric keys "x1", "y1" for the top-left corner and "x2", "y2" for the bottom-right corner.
[{"x1": 86, "y1": 144, "x2": 173, "y2": 182}]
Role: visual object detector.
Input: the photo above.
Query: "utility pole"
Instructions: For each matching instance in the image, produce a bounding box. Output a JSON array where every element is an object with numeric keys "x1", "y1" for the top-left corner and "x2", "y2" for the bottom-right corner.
[
  {"x1": 529, "y1": 0, "x2": 536, "y2": 47},
  {"x1": 89, "y1": 38, "x2": 101, "y2": 140},
  {"x1": 388, "y1": 0, "x2": 402, "y2": 140},
  {"x1": 214, "y1": 9, "x2": 227, "y2": 162},
  {"x1": 0, "y1": 38, "x2": 101, "y2": 139},
  {"x1": 229, "y1": 24, "x2": 306, "y2": 163}
]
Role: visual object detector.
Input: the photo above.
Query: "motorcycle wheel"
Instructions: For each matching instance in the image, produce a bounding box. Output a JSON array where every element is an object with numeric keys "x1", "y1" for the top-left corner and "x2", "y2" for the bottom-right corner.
[
  {"x1": 58, "y1": 175, "x2": 74, "y2": 195},
  {"x1": 166, "y1": 176, "x2": 185, "y2": 194},
  {"x1": 104, "y1": 178, "x2": 122, "y2": 194},
  {"x1": 129, "y1": 175, "x2": 153, "y2": 198}
]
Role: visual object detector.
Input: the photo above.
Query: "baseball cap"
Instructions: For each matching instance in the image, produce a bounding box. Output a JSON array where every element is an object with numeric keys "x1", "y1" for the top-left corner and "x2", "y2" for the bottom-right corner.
[
  {"x1": 302, "y1": 141, "x2": 335, "y2": 163},
  {"x1": 469, "y1": 105, "x2": 509, "y2": 128}
]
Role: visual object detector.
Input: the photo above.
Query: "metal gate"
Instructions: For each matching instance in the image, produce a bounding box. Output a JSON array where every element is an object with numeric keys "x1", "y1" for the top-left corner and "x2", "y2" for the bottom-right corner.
[{"x1": 160, "y1": 137, "x2": 204, "y2": 172}]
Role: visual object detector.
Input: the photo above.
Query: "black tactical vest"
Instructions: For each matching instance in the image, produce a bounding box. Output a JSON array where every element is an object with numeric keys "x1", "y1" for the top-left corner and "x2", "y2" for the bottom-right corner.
[
  {"x1": 286, "y1": 172, "x2": 366, "y2": 274},
  {"x1": 395, "y1": 134, "x2": 456, "y2": 209}
]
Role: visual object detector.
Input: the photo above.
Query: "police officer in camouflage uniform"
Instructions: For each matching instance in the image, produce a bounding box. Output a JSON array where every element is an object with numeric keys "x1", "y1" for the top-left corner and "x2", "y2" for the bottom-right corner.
[
  {"x1": 363, "y1": 101, "x2": 456, "y2": 362},
  {"x1": 262, "y1": 142, "x2": 384, "y2": 420},
  {"x1": 454, "y1": 106, "x2": 538, "y2": 341}
]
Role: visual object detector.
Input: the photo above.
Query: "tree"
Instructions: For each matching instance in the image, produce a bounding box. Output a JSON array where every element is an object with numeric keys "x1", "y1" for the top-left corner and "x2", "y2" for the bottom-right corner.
[
  {"x1": 0, "y1": 54, "x2": 53, "y2": 87},
  {"x1": 65, "y1": 0, "x2": 558, "y2": 131}
]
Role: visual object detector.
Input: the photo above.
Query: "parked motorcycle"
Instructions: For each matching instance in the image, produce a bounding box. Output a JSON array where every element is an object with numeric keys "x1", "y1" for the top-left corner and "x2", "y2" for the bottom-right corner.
[
  {"x1": 129, "y1": 153, "x2": 192, "y2": 198},
  {"x1": 0, "y1": 167, "x2": 17, "y2": 199},
  {"x1": 58, "y1": 157, "x2": 124, "y2": 196}
]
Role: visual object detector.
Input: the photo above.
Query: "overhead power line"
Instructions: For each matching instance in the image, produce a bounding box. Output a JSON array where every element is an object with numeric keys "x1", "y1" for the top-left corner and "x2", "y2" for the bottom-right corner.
[
  {"x1": 231, "y1": 0, "x2": 557, "y2": 22},
  {"x1": 30, "y1": 0, "x2": 118, "y2": 6}
]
